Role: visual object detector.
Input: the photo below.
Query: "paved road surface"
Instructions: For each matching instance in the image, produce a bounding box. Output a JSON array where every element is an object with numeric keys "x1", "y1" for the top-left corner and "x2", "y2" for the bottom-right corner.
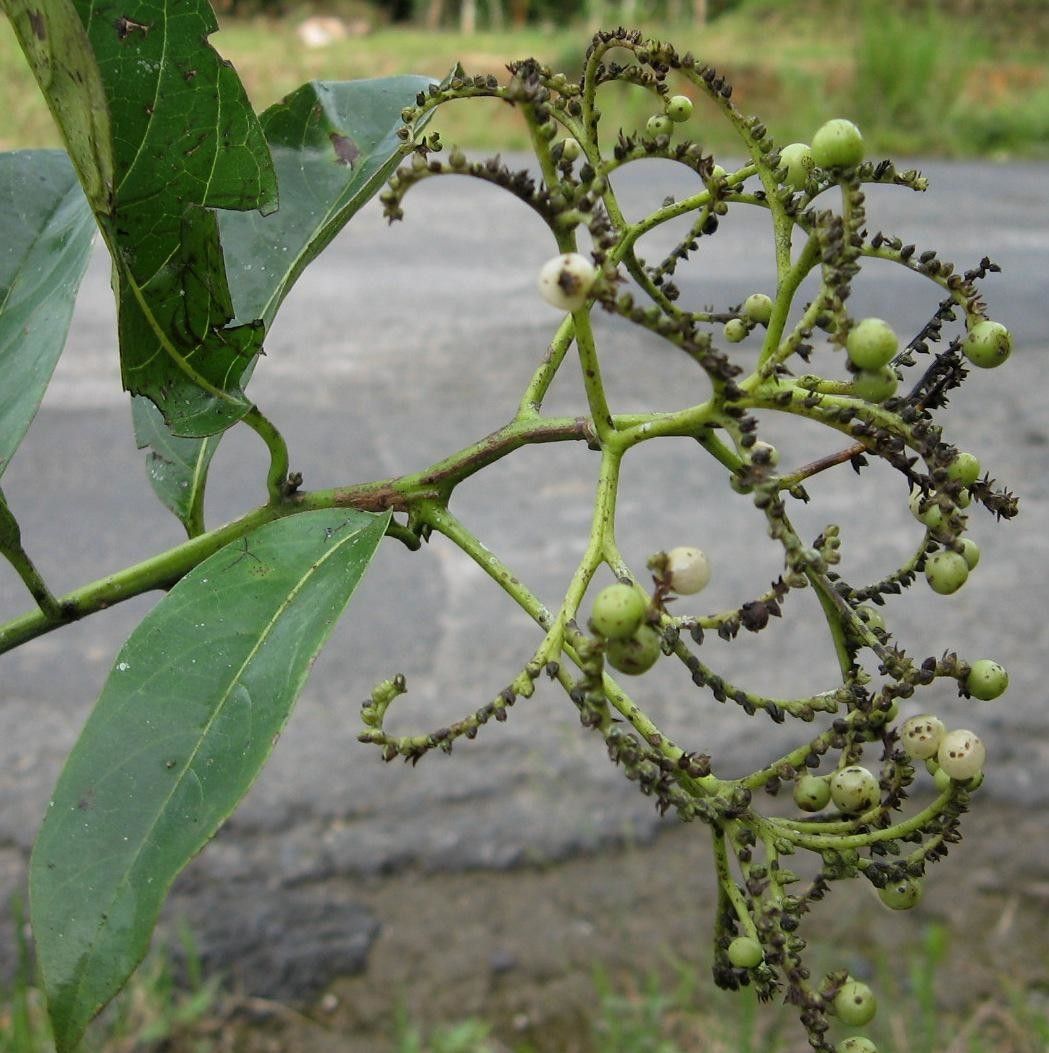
[{"x1": 1, "y1": 158, "x2": 1046, "y2": 995}]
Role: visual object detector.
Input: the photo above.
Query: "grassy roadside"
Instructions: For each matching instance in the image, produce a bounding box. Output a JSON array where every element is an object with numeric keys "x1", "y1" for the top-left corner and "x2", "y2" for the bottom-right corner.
[
  {"x1": 4, "y1": 921, "x2": 1048, "y2": 1053},
  {"x1": 1, "y1": 3, "x2": 1048, "y2": 158}
]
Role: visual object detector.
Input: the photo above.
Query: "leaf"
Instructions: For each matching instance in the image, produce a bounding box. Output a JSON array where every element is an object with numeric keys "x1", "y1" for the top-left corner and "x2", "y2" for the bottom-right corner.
[
  {"x1": 29, "y1": 507, "x2": 391, "y2": 1051},
  {"x1": 0, "y1": 150, "x2": 94, "y2": 478},
  {"x1": 220, "y1": 76, "x2": 436, "y2": 328},
  {"x1": 131, "y1": 396, "x2": 221, "y2": 537},
  {"x1": 2, "y1": 0, "x2": 278, "y2": 437},
  {"x1": 135, "y1": 76, "x2": 435, "y2": 529}
]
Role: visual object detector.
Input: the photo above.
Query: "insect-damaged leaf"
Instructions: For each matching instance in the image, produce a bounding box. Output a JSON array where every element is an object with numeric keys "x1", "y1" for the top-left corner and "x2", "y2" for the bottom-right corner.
[
  {"x1": 0, "y1": 151, "x2": 94, "y2": 479},
  {"x1": 30, "y1": 507, "x2": 390, "y2": 1052},
  {"x1": 135, "y1": 75, "x2": 436, "y2": 532},
  {"x1": 2, "y1": 0, "x2": 277, "y2": 437},
  {"x1": 221, "y1": 76, "x2": 436, "y2": 328}
]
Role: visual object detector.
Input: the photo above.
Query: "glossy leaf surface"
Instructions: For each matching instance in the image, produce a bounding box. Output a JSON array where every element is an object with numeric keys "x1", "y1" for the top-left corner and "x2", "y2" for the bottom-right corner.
[
  {"x1": 30, "y1": 508, "x2": 390, "y2": 1051},
  {"x1": 3, "y1": 0, "x2": 278, "y2": 437},
  {"x1": 0, "y1": 151, "x2": 94, "y2": 478}
]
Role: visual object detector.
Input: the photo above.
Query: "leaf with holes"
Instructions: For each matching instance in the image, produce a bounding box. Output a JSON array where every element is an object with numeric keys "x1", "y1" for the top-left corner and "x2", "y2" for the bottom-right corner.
[
  {"x1": 2, "y1": 0, "x2": 278, "y2": 437},
  {"x1": 29, "y1": 507, "x2": 390, "y2": 1052},
  {"x1": 133, "y1": 75, "x2": 437, "y2": 529},
  {"x1": 221, "y1": 76, "x2": 436, "y2": 327}
]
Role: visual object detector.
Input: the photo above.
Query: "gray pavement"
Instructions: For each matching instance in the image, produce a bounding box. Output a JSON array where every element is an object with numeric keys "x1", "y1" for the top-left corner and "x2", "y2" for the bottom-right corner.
[{"x1": 1, "y1": 158, "x2": 1047, "y2": 995}]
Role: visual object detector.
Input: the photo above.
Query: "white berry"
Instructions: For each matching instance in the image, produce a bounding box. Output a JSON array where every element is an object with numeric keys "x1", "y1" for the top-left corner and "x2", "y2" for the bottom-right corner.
[
  {"x1": 900, "y1": 715, "x2": 945, "y2": 761},
  {"x1": 666, "y1": 546, "x2": 711, "y2": 595},
  {"x1": 537, "y1": 253, "x2": 596, "y2": 311},
  {"x1": 937, "y1": 729, "x2": 986, "y2": 780},
  {"x1": 829, "y1": 765, "x2": 880, "y2": 813}
]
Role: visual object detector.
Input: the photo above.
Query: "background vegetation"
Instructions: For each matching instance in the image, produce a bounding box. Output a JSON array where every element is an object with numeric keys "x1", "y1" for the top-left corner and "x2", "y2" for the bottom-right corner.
[
  {"x1": 4, "y1": 918, "x2": 1049, "y2": 1052},
  {"x1": 2, "y1": 0, "x2": 1048, "y2": 156}
]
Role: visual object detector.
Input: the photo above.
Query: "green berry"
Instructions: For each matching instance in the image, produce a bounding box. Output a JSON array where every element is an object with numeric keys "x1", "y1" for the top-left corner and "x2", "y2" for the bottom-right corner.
[
  {"x1": 966, "y1": 659, "x2": 1008, "y2": 700},
  {"x1": 837, "y1": 1037, "x2": 878, "y2": 1053},
  {"x1": 829, "y1": 766, "x2": 880, "y2": 813},
  {"x1": 666, "y1": 94, "x2": 693, "y2": 122},
  {"x1": 900, "y1": 715, "x2": 945, "y2": 761},
  {"x1": 537, "y1": 253, "x2": 596, "y2": 312},
  {"x1": 811, "y1": 118, "x2": 865, "y2": 169},
  {"x1": 833, "y1": 980, "x2": 877, "y2": 1026},
  {"x1": 590, "y1": 584, "x2": 647, "y2": 641},
  {"x1": 666, "y1": 546, "x2": 712, "y2": 595},
  {"x1": 959, "y1": 537, "x2": 981, "y2": 570},
  {"x1": 743, "y1": 293, "x2": 774, "y2": 326},
  {"x1": 778, "y1": 142, "x2": 814, "y2": 189},
  {"x1": 846, "y1": 318, "x2": 898, "y2": 370},
  {"x1": 606, "y1": 624, "x2": 662, "y2": 676},
  {"x1": 962, "y1": 319, "x2": 1011, "y2": 368},
  {"x1": 925, "y1": 550, "x2": 970, "y2": 594},
  {"x1": 646, "y1": 114, "x2": 673, "y2": 139},
  {"x1": 794, "y1": 774, "x2": 831, "y2": 812},
  {"x1": 850, "y1": 366, "x2": 898, "y2": 403},
  {"x1": 725, "y1": 318, "x2": 749, "y2": 343},
  {"x1": 709, "y1": 163, "x2": 728, "y2": 181},
  {"x1": 878, "y1": 876, "x2": 924, "y2": 910},
  {"x1": 946, "y1": 450, "x2": 981, "y2": 486},
  {"x1": 559, "y1": 137, "x2": 581, "y2": 162},
  {"x1": 727, "y1": 936, "x2": 764, "y2": 969},
  {"x1": 909, "y1": 489, "x2": 961, "y2": 538},
  {"x1": 937, "y1": 729, "x2": 985, "y2": 780},
  {"x1": 857, "y1": 606, "x2": 885, "y2": 632}
]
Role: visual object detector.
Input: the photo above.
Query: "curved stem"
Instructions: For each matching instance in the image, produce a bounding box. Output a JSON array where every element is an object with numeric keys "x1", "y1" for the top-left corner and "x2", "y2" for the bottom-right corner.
[{"x1": 242, "y1": 405, "x2": 291, "y2": 503}]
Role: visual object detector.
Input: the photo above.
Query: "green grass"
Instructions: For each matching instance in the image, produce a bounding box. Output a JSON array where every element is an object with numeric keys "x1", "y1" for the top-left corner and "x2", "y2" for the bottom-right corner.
[
  {"x1": 2, "y1": 4, "x2": 1048, "y2": 157},
  {"x1": 0, "y1": 906, "x2": 222, "y2": 1053},
  {"x1": 5, "y1": 914, "x2": 1049, "y2": 1053}
]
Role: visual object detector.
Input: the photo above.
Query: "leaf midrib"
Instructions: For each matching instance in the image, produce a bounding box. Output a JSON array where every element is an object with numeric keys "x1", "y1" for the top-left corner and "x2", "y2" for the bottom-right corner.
[{"x1": 55, "y1": 515, "x2": 376, "y2": 1014}]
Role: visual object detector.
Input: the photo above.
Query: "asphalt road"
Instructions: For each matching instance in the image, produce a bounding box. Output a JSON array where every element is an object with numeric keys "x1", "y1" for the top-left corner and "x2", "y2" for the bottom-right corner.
[{"x1": 1, "y1": 157, "x2": 1046, "y2": 995}]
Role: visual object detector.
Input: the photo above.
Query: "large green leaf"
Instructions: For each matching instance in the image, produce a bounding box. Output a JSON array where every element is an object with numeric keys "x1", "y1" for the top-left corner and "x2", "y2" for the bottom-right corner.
[
  {"x1": 221, "y1": 76, "x2": 435, "y2": 328},
  {"x1": 3, "y1": 0, "x2": 278, "y2": 437},
  {"x1": 0, "y1": 150, "x2": 94, "y2": 478},
  {"x1": 29, "y1": 507, "x2": 390, "y2": 1051},
  {"x1": 133, "y1": 76, "x2": 435, "y2": 530}
]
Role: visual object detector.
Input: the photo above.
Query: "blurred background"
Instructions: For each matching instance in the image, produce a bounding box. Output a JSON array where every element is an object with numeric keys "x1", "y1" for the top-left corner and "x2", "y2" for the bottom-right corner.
[
  {"x1": 1, "y1": 0, "x2": 1048, "y2": 158},
  {"x1": 1, "y1": 2, "x2": 1048, "y2": 1052}
]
